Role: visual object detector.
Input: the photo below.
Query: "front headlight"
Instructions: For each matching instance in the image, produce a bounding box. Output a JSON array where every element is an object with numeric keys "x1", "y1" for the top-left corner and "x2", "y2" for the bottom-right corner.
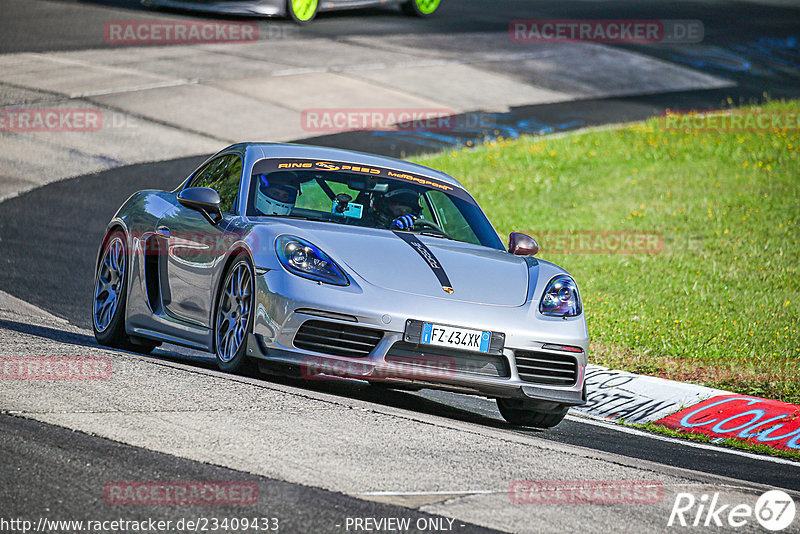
[
  {"x1": 275, "y1": 235, "x2": 349, "y2": 286},
  {"x1": 539, "y1": 275, "x2": 582, "y2": 317}
]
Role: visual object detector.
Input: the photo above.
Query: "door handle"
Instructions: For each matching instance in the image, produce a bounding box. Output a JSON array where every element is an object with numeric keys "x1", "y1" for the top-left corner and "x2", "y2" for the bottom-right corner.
[{"x1": 156, "y1": 226, "x2": 170, "y2": 238}]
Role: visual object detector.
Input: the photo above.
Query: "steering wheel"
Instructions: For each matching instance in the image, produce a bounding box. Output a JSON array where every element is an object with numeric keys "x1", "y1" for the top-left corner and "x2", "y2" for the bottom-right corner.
[{"x1": 413, "y1": 218, "x2": 449, "y2": 237}]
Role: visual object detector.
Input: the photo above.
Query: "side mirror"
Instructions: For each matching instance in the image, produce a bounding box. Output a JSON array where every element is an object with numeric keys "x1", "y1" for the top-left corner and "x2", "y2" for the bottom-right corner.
[
  {"x1": 178, "y1": 187, "x2": 223, "y2": 225},
  {"x1": 508, "y1": 232, "x2": 539, "y2": 256}
]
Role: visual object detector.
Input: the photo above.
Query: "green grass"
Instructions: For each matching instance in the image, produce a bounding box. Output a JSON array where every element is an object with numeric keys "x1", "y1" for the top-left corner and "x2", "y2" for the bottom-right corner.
[{"x1": 413, "y1": 100, "x2": 800, "y2": 404}]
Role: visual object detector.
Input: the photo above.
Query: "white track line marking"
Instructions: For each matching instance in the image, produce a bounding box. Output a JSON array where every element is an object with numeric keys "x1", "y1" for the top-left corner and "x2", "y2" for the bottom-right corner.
[
  {"x1": 71, "y1": 79, "x2": 198, "y2": 98},
  {"x1": 565, "y1": 414, "x2": 800, "y2": 467},
  {"x1": 360, "y1": 490, "x2": 494, "y2": 496}
]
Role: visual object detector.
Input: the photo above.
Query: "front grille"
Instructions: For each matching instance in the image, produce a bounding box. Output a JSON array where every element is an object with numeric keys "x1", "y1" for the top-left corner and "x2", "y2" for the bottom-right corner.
[
  {"x1": 294, "y1": 320, "x2": 384, "y2": 358},
  {"x1": 385, "y1": 342, "x2": 510, "y2": 378},
  {"x1": 514, "y1": 350, "x2": 578, "y2": 386}
]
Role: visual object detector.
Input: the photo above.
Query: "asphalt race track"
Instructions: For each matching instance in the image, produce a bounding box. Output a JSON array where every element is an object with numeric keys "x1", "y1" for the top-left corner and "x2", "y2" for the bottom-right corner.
[
  {"x1": 1, "y1": 155, "x2": 799, "y2": 494},
  {"x1": 1, "y1": 0, "x2": 799, "y2": 532},
  {"x1": 0, "y1": 414, "x2": 499, "y2": 534}
]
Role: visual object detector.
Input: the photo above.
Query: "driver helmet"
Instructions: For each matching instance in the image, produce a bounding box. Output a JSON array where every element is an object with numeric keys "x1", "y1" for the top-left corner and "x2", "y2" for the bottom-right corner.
[
  {"x1": 256, "y1": 171, "x2": 300, "y2": 216},
  {"x1": 375, "y1": 187, "x2": 422, "y2": 220}
]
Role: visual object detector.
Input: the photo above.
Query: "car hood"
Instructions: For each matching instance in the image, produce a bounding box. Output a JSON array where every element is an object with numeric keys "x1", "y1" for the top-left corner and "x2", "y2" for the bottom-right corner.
[{"x1": 270, "y1": 222, "x2": 530, "y2": 307}]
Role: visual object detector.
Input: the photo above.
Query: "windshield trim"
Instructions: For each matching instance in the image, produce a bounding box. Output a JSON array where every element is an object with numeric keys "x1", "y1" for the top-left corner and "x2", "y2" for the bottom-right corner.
[
  {"x1": 246, "y1": 158, "x2": 504, "y2": 251},
  {"x1": 249, "y1": 157, "x2": 474, "y2": 204}
]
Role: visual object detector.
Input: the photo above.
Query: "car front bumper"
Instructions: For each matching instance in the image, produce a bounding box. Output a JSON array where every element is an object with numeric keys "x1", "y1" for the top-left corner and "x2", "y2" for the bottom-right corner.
[{"x1": 247, "y1": 269, "x2": 588, "y2": 407}]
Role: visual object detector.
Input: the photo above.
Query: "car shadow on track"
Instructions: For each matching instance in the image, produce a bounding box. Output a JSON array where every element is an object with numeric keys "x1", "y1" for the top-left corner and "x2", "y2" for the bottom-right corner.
[
  {"x1": 0, "y1": 319, "x2": 99, "y2": 349},
  {"x1": 265, "y1": 372, "x2": 516, "y2": 431},
  {"x1": 0, "y1": 318, "x2": 220, "y2": 370},
  {"x1": 0, "y1": 317, "x2": 525, "y2": 432}
]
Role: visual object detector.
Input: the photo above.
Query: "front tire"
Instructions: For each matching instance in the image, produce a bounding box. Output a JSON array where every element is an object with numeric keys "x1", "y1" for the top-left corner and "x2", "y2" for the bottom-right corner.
[
  {"x1": 402, "y1": 0, "x2": 441, "y2": 17},
  {"x1": 497, "y1": 398, "x2": 568, "y2": 428},
  {"x1": 287, "y1": 0, "x2": 318, "y2": 23},
  {"x1": 214, "y1": 257, "x2": 255, "y2": 373}
]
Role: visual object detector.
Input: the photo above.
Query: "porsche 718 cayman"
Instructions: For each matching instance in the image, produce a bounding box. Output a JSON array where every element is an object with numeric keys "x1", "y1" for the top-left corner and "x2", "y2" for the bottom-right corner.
[{"x1": 92, "y1": 143, "x2": 588, "y2": 427}]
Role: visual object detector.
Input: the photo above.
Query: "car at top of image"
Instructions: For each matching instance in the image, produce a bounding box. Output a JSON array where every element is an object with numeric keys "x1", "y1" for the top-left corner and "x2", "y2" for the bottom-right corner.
[
  {"x1": 140, "y1": 0, "x2": 441, "y2": 23},
  {"x1": 92, "y1": 143, "x2": 588, "y2": 428}
]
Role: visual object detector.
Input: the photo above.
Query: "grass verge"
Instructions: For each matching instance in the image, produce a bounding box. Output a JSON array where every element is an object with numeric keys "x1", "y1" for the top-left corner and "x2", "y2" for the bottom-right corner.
[
  {"x1": 629, "y1": 422, "x2": 800, "y2": 461},
  {"x1": 414, "y1": 100, "x2": 799, "y2": 404}
]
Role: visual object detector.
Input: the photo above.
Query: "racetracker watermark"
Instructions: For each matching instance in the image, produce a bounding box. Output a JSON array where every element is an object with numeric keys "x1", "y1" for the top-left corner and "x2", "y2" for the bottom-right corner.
[
  {"x1": 509, "y1": 480, "x2": 664, "y2": 504},
  {"x1": 104, "y1": 20, "x2": 262, "y2": 45},
  {"x1": 134, "y1": 231, "x2": 247, "y2": 258},
  {"x1": 661, "y1": 109, "x2": 800, "y2": 133},
  {"x1": 0, "y1": 108, "x2": 102, "y2": 132},
  {"x1": 1, "y1": 517, "x2": 279, "y2": 532},
  {"x1": 510, "y1": 19, "x2": 703, "y2": 44},
  {"x1": 668, "y1": 490, "x2": 796, "y2": 531},
  {"x1": 300, "y1": 355, "x2": 457, "y2": 382},
  {"x1": 301, "y1": 108, "x2": 461, "y2": 133},
  {"x1": 104, "y1": 482, "x2": 259, "y2": 506},
  {"x1": 536, "y1": 231, "x2": 664, "y2": 255},
  {"x1": 1, "y1": 357, "x2": 111, "y2": 380}
]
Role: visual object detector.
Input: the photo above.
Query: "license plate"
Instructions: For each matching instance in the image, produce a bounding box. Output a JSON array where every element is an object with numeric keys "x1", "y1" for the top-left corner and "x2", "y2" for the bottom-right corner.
[{"x1": 421, "y1": 323, "x2": 492, "y2": 353}]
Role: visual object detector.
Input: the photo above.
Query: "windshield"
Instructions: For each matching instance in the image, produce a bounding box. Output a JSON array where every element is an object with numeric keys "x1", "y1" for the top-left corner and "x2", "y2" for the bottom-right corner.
[{"x1": 246, "y1": 158, "x2": 504, "y2": 250}]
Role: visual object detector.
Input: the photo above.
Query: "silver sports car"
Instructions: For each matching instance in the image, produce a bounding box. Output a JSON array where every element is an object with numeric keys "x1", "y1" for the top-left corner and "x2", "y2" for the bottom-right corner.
[
  {"x1": 93, "y1": 143, "x2": 588, "y2": 427},
  {"x1": 141, "y1": 0, "x2": 441, "y2": 23}
]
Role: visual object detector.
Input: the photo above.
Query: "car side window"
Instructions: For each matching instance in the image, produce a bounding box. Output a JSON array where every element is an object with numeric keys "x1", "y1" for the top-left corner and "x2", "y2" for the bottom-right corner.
[
  {"x1": 188, "y1": 154, "x2": 243, "y2": 214},
  {"x1": 425, "y1": 190, "x2": 481, "y2": 245}
]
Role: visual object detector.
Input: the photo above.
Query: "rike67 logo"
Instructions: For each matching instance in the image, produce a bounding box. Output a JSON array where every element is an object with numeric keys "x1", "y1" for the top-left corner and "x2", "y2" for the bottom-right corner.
[{"x1": 668, "y1": 490, "x2": 796, "y2": 531}]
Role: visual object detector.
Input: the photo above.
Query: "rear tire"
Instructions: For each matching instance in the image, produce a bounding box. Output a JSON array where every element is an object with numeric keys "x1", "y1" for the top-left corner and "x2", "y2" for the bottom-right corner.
[
  {"x1": 287, "y1": 0, "x2": 318, "y2": 23},
  {"x1": 93, "y1": 231, "x2": 132, "y2": 349},
  {"x1": 402, "y1": 0, "x2": 441, "y2": 17},
  {"x1": 214, "y1": 257, "x2": 256, "y2": 374},
  {"x1": 497, "y1": 398, "x2": 568, "y2": 428}
]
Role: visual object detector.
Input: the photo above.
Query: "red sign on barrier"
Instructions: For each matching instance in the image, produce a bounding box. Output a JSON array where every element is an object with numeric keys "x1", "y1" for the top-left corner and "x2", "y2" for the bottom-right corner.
[{"x1": 655, "y1": 395, "x2": 800, "y2": 451}]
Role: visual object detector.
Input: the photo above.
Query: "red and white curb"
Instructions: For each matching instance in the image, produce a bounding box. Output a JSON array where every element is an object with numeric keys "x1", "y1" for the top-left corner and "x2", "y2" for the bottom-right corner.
[{"x1": 574, "y1": 365, "x2": 800, "y2": 452}]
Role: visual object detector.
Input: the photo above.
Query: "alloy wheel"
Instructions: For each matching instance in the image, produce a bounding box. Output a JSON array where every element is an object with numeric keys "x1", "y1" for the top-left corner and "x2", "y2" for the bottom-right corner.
[
  {"x1": 215, "y1": 262, "x2": 253, "y2": 362},
  {"x1": 93, "y1": 236, "x2": 125, "y2": 332}
]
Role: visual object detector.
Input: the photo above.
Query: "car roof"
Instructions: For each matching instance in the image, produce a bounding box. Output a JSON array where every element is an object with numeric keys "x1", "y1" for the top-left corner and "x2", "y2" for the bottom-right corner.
[{"x1": 231, "y1": 142, "x2": 466, "y2": 191}]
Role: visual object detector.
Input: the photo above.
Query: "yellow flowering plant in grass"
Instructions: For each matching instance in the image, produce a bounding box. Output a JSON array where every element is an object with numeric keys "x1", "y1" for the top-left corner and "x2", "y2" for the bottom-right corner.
[{"x1": 415, "y1": 100, "x2": 799, "y2": 403}]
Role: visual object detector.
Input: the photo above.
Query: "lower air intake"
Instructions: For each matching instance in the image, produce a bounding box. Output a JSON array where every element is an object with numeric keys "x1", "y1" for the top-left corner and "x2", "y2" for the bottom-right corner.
[
  {"x1": 385, "y1": 342, "x2": 510, "y2": 378},
  {"x1": 294, "y1": 320, "x2": 383, "y2": 358},
  {"x1": 514, "y1": 350, "x2": 578, "y2": 386}
]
